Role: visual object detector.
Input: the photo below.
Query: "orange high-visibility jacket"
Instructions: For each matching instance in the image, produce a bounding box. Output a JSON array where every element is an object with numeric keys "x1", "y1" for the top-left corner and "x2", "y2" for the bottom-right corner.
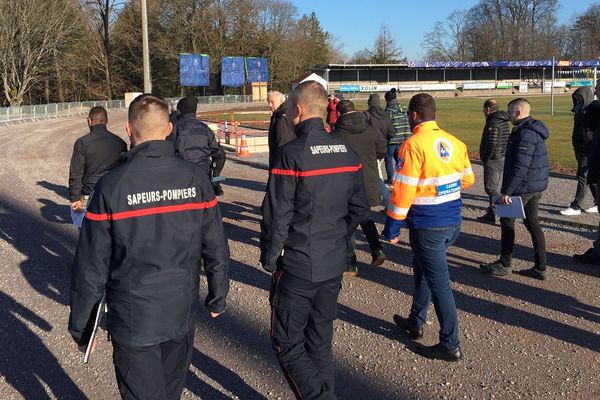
[{"x1": 386, "y1": 120, "x2": 475, "y2": 228}]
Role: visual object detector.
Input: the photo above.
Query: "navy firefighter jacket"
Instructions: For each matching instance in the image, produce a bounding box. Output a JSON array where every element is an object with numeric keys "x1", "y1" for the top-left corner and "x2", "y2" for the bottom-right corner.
[
  {"x1": 260, "y1": 118, "x2": 370, "y2": 283},
  {"x1": 68, "y1": 140, "x2": 229, "y2": 348}
]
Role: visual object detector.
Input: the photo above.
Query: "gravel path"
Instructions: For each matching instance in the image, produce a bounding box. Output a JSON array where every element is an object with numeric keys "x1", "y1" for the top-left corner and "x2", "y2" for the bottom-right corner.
[{"x1": 0, "y1": 113, "x2": 599, "y2": 399}]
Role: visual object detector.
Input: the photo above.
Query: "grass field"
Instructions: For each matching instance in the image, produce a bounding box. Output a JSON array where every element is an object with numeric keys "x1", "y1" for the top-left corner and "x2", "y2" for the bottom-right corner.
[
  {"x1": 202, "y1": 94, "x2": 577, "y2": 169},
  {"x1": 355, "y1": 95, "x2": 576, "y2": 170}
]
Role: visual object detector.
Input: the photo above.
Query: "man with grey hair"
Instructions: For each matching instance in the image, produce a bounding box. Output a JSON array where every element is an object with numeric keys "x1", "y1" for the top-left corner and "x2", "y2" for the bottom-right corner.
[{"x1": 267, "y1": 90, "x2": 295, "y2": 169}]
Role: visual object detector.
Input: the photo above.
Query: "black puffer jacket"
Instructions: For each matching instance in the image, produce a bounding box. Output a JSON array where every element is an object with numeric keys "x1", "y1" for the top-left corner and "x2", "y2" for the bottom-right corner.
[
  {"x1": 571, "y1": 87, "x2": 595, "y2": 152},
  {"x1": 334, "y1": 111, "x2": 387, "y2": 206},
  {"x1": 364, "y1": 106, "x2": 395, "y2": 142},
  {"x1": 68, "y1": 124, "x2": 127, "y2": 202},
  {"x1": 69, "y1": 140, "x2": 229, "y2": 348},
  {"x1": 169, "y1": 113, "x2": 221, "y2": 173},
  {"x1": 479, "y1": 111, "x2": 510, "y2": 162},
  {"x1": 260, "y1": 118, "x2": 370, "y2": 282},
  {"x1": 501, "y1": 117, "x2": 549, "y2": 195},
  {"x1": 268, "y1": 101, "x2": 296, "y2": 169}
]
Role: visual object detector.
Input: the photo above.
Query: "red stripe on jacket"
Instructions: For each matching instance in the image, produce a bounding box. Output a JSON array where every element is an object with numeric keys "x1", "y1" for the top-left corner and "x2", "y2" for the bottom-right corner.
[
  {"x1": 86, "y1": 198, "x2": 218, "y2": 221},
  {"x1": 271, "y1": 164, "x2": 362, "y2": 177}
]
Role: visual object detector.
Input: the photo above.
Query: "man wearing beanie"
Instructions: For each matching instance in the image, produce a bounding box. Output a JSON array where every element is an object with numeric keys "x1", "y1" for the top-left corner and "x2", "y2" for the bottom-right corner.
[
  {"x1": 384, "y1": 89, "x2": 412, "y2": 184},
  {"x1": 170, "y1": 95, "x2": 225, "y2": 195}
]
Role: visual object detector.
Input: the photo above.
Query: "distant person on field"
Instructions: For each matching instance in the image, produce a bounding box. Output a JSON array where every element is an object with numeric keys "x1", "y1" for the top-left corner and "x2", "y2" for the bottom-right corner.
[
  {"x1": 326, "y1": 94, "x2": 341, "y2": 131},
  {"x1": 574, "y1": 79, "x2": 600, "y2": 265},
  {"x1": 477, "y1": 99, "x2": 510, "y2": 223},
  {"x1": 169, "y1": 95, "x2": 225, "y2": 195},
  {"x1": 480, "y1": 98, "x2": 550, "y2": 281},
  {"x1": 560, "y1": 86, "x2": 599, "y2": 216},
  {"x1": 333, "y1": 99, "x2": 387, "y2": 276},
  {"x1": 364, "y1": 93, "x2": 395, "y2": 207},
  {"x1": 384, "y1": 89, "x2": 412, "y2": 184},
  {"x1": 68, "y1": 106, "x2": 127, "y2": 217},
  {"x1": 267, "y1": 90, "x2": 295, "y2": 169},
  {"x1": 382, "y1": 93, "x2": 474, "y2": 362}
]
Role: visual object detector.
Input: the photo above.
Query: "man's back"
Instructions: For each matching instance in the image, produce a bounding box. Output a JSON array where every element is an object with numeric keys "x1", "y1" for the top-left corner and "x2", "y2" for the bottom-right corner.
[
  {"x1": 385, "y1": 102, "x2": 412, "y2": 145},
  {"x1": 388, "y1": 121, "x2": 474, "y2": 228},
  {"x1": 261, "y1": 118, "x2": 370, "y2": 282},
  {"x1": 170, "y1": 114, "x2": 220, "y2": 171},
  {"x1": 69, "y1": 140, "x2": 229, "y2": 348},
  {"x1": 68, "y1": 124, "x2": 127, "y2": 202}
]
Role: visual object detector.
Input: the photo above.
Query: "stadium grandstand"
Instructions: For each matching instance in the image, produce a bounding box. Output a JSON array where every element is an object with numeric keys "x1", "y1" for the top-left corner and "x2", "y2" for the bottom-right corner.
[{"x1": 310, "y1": 60, "x2": 600, "y2": 96}]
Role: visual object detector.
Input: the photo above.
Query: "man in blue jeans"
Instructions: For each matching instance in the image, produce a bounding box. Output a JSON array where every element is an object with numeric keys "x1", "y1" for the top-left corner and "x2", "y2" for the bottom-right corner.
[
  {"x1": 383, "y1": 93, "x2": 475, "y2": 362},
  {"x1": 384, "y1": 89, "x2": 412, "y2": 183}
]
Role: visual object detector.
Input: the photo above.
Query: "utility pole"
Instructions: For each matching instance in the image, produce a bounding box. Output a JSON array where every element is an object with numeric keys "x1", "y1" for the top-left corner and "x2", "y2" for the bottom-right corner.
[
  {"x1": 141, "y1": 0, "x2": 152, "y2": 93},
  {"x1": 551, "y1": 57, "x2": 555, "y2": 116}
]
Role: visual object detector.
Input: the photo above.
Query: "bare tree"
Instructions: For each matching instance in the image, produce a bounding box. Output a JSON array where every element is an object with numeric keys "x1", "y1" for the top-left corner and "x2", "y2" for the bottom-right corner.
[
  {"x1": 0, "y1": 0, "x2": 84, "y2": 105},
  {"x1": 370, "y1": 23, "x2": 403, "y2": 63},
  {"x1": 82, "y1": 0, "x2": 124, "y2": 99},
  {"x1": 423, "y1": 10, "x2": 469, "y2": 61}
]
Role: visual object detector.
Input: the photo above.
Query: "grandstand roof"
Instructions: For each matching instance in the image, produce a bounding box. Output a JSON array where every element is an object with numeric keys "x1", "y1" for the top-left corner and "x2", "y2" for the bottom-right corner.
[{"x1": 316, "y1": 60, "x2": 600, "y2": 70}]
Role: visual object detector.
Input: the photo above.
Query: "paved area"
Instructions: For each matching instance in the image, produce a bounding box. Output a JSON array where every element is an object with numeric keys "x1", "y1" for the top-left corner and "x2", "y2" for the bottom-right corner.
[{"x1": 0, "y1": 112, "x2": 599, "y2": 399}]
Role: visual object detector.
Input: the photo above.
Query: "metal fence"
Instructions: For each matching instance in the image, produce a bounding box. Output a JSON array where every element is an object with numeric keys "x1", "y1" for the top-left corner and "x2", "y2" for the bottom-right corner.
[{"x1": 0, "y1": 95, "x2": 253, "y2": 123}]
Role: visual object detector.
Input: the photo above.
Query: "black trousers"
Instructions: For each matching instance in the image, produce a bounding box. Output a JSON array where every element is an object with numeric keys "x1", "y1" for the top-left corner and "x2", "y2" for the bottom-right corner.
[
  {"x1": 483, "y1": 158, "x2": 504, "y2": 211},
  {"x1": 571, "y1": 150, "x2": 598, "y2": 209},
  {"x1": 112, "y1": 329, "x2": 195, "y2": 400},
  {"x1": 270, "y1": 271, "x2": 341, "y2": 400},
  {"x1": 499, "y1": 192, "x2": 547, "y2": 270}
]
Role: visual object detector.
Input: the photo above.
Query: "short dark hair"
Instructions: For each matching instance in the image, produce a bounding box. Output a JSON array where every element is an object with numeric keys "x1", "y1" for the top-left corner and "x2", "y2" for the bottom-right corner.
[
  {"x1": 408, "y1": 93, "x2": 436, "y2": 121},
  {"x1": 337, "y1": 100, "x2": 355, "y2": 115},
  {"x1": 483, "y1": 98, "x2": 499, "y2": 111},
  {"x1": 88, "y1": 106, "x2": 108, "y2": 124},
  {"x1": 289, "y1": 81, "x2": 327, "y2": 118},
  {"x1": 128, "y1": 94, "x2": 170, "y2": 137}
]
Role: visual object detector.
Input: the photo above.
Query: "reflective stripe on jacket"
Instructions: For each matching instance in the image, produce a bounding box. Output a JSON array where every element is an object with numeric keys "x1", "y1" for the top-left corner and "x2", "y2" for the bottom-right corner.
[{"x1": 387, "y1": 121, "x2": 475, "y2": 228}]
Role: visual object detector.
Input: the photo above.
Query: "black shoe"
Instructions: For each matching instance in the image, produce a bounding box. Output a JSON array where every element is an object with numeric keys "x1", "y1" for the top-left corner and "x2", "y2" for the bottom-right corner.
[
  {"x1": 371, "y1": 249, "x2": 386, "y2": 267},
  {"x1": 573, "y1": 249, "x2": 600, "y2": 265},
  {"x1": 476, "y1": 212, "x2": 496, "y2": 224},
  {"x1": 479, "y1": 260, "x2": 512, "y2": 276},
  {"x1": 517, "y1": 267, "x2": 548, "y2": 281},
  {"x1": 393, "y1": 314, "x2": 423, "y2": 340},
  {"x1": 416, "y1": 343, "x2": 462, "y2": 362}
]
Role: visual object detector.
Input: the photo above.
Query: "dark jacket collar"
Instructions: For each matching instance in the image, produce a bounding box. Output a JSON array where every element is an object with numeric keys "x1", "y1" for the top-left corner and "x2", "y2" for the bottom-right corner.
[
  {"x1": 89, "y1": 124, "x2": 108, "y2": 133},
  {"x1": 179, "y1": 113, "x2": 197, "y2": 120},
  {"x1": 295, "y1": 117, "x2": 325, "y2": 137},
  {"x1": 125, "y1": 140, "x2": 176, "y2": 160}
]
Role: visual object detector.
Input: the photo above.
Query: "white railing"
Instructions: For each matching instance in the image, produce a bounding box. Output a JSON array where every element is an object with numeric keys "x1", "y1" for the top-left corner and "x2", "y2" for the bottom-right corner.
[{"x1": 0, "y1": 95, "x2": 254, "y2": 123}]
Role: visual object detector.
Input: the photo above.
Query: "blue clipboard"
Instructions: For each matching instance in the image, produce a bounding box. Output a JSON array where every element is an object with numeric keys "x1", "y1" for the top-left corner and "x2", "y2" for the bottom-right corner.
[{"x1": 492, "y1": 196, "x2": 526, "y2": 219}]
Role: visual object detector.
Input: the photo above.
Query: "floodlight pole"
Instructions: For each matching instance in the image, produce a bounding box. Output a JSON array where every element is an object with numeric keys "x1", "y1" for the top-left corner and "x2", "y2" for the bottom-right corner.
[
  {"x1": 551, "y1": 57, "x2": 555, "y2": 116},
  {"x1": 141, "y1": 0, "x2": 152, "y2": 93}
]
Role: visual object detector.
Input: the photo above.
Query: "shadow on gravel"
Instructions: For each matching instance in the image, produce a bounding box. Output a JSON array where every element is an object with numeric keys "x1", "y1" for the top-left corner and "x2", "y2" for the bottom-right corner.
[
  {"x1": 0, "y1": 198, "x2": 76, "y2": 305},
  {"x1": 456, "y1": 231, "x2": 600, "y2": 278},
  {"x1": 0, "y1": 290, "x2": 86, "y2": 399},
  {"x1": 212, "y1": 212, "x2": 422, "y2": 400},
  {"x1": 357, "y1": 253, "x2": 600, "y2": 353},
  {"x1": 38, "y1": 198, "x2": 71, "y2": 224},
  {"x1": 224, "y1": 177, "x2": 267, "y2": 193},
  {"x1": 36, "y1": 180, "x2": 70, "y2": 200},
  {"x1": 187, "y1": 348, "x2": 267, "y2": 399},
  {"x1": 195, "y1": 261, "x2": 422, "y2": 400}
]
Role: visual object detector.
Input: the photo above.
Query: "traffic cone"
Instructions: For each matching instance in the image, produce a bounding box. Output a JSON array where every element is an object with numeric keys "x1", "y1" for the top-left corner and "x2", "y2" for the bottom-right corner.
[{"x1": 238, "y1": 130, "x2": 250, "y2": 157}]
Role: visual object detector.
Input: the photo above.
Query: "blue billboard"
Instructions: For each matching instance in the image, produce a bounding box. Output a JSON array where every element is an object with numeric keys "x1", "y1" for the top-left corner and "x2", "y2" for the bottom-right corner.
[
  {"x1": 221, "y1": 57, "x2": 245, "y2": 87},
  {"x1": 245, "y1": 57, "x2": 268, "y2": 83},
  {"x1": 179, "y1": 53, "x2": 209, "y2": 87}
]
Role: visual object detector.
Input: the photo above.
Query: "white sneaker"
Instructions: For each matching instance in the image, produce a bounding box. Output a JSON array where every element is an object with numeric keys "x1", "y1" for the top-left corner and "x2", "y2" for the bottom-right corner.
[
  {"x1": 560, "y1": 207, "x2": 581, "y2": 216},
  {"x1": 585, "y1": 206, "x2": 598, "y2": 213}
]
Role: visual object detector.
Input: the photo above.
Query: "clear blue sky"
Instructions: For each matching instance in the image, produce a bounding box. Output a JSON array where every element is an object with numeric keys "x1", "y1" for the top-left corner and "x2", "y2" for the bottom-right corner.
[{"x1": 292, "y1": 0, "x2": 598, "y2": 60}]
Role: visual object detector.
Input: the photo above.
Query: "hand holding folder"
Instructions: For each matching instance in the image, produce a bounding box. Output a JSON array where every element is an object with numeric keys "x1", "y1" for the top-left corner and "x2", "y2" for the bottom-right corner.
[{"x1": 492, "y1": 195, "x2": 526, "y2": 219}]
